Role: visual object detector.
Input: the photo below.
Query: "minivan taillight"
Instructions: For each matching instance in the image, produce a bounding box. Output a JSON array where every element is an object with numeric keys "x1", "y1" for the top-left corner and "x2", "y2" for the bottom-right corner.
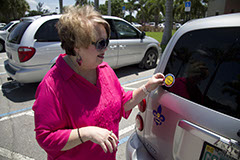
[{"x1": 18, "y1": 46, "x2": 36, "y2": 62}]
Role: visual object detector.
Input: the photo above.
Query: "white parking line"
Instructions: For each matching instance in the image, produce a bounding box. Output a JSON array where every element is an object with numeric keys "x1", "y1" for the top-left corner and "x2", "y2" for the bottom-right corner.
[
  {"x1": 119, "y1": 124, "x2": 135, "y2": 136},
  {"x1": 0, "y1": 110, "x2": 33, "y2": 122},
  {"x1": 0, "y1": 146, "x2": 34, "y2": 160},
  {"x1": 123, "y1": 78, "x2": 149, "y2": 87},
  {"x1": 0, "y1": 72, "x2": 6, "y2": 75},
  {"x1": 122, "y1": 86, "x2": 137, "y2": 90}
]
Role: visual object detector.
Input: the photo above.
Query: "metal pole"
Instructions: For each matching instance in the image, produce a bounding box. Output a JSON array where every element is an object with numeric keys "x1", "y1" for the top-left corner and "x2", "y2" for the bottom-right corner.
[
  {"x1": 108, "y1": 0, "x2": 111, "y2": 16},
  {"x1": 59, "y1": 0, "x2": 63, "y2": 14}
]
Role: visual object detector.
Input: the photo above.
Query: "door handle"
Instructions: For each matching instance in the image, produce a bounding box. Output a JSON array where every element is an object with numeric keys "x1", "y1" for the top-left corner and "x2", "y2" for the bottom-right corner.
[
  {"x1": 119, "y1": 44, "x2": 126, "y2": 49},
  {"x1": 109, "y1": 45, "x2": 117, "y2": 49}
]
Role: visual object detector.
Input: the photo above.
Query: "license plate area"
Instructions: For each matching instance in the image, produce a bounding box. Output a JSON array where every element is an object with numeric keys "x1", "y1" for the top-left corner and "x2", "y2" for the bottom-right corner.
[{"x1": 200, "y1": 142, "x2": 237, "y2": 160}]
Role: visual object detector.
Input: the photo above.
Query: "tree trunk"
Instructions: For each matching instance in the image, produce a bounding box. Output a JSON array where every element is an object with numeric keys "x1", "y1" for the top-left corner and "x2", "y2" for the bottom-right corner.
[
  {"x1": 161, "y1": 0, "x2": 173, "y2": 48},
  {"x1": 59, "y1": 0, "x2": 63, "y2": 14}
]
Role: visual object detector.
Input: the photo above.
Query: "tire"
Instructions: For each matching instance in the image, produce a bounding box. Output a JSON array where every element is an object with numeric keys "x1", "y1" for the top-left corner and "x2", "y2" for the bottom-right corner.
[
  {"x1": 0, "y1": 40, "x2": 5, "y2": 52},
  {"x1": 141, "y1": 49, "x2": 158, "y2": 69}
]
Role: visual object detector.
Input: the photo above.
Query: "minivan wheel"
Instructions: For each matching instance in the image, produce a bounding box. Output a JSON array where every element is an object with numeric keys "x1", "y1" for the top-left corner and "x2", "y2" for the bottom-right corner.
[
  {"x1": 0, "y1": 40, "x2": 5, "y2": 52},
  {"x1": 142, "y1": 49, "x2": 158, "y2": 69}
]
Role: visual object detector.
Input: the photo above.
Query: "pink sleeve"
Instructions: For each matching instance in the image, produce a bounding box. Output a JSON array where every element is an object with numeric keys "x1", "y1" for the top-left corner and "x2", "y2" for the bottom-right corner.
[
  {"x1": 121, "y1": 88, "x2": 133, "y2": 119},
  {"x1": 32, "y1": 81, "x2": 71, "y2": 152}
]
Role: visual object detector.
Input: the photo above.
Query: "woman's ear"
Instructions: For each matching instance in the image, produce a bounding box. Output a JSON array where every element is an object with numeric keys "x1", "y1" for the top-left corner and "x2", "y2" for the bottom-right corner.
[{"x1": 74, "y1": 48, "x2": 80, "y2": 56}]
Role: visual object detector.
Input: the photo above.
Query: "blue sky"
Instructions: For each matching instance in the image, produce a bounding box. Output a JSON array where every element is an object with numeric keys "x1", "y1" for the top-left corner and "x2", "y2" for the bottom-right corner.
[{"x1": 26, "y1": 0, "x2": 106, "y2": 13}]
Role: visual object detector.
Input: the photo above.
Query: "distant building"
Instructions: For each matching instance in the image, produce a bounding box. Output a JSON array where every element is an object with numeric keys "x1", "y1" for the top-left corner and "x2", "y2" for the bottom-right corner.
[{"x1": 207, "y1": 0, "x2": 240, "y2": 17}]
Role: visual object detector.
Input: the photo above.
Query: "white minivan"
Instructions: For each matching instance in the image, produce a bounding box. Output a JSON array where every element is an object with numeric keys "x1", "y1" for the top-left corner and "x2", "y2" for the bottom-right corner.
[
  {"x1": 126, "y1": 13, "x2": 240, "y2": 160},
  {"x1": 4, "y1": 15, "x2": 160, "y2": 83}
]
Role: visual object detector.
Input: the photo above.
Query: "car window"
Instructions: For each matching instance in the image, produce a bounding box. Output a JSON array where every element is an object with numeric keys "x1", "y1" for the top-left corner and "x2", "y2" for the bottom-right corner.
[
  {"x1": 113, "y1": 20, "x2": 139, "y2": 39},
  {"x1": 7, "y1": 21, "x2": 31, "y2": 44},
  {"x1": 8, "y1": 23, "x2": 18, "y2": 32},
  {"x1": 0, "y1": 22, "x2": 13, "y2": 31},
  {"x1": 34, "y1": 19, "x2": 60, "y2": 42},
  {"x1": 105, "y1": 19, "x2": 118, "y2": 39},
  {"x1": 163, "y1": 27, "x2": 240, "y2": 119}
]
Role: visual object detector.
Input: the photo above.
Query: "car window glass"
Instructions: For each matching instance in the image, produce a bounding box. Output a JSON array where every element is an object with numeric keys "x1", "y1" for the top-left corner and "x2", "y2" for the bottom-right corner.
[
  {"x1": 105, "y1": 19, "x2": 117, "y2": 39},
  {"x1": 113, "y1": 20, "x2": 139, "y2": 39},
  {"x1": 7, "y1": 21, "x2": 31, "y2": 44},
  {"x1": 34, "y1": 19, "x2": 60, "y2": 42},
  {"x1": 163, "y1": 27, "x2": 240, "y2": 119},
  {"x1": 0, "y1": 22, "x2": 13, "y2": 31},
  {"x1": 8, "y1": 23, "x2": 18, "y2": 32}
]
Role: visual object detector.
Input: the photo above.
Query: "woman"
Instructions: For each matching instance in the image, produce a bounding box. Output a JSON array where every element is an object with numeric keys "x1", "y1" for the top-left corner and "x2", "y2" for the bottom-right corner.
[{"x1": 33, "y1": 5, "x2": 165, "y2": 160}]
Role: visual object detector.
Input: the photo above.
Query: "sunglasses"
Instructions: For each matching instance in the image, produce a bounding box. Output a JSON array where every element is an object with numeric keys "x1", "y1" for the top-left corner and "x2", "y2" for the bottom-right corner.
[{"x1": 92, "y1": 38, "x2": 109, "y2": 51}]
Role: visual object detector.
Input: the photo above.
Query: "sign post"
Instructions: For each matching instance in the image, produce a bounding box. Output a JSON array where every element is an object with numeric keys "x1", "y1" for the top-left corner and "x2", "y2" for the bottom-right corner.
[
  {"x1": 185, "y1": 1, "x2": 191, "y2": 21},
  {"x1": 185, "y1": 1, "x2": 191, "y2": 12}
]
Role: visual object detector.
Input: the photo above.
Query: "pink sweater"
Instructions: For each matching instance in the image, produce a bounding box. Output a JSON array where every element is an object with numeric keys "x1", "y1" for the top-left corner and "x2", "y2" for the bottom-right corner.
[{"x1": 33, "y1": 54, "x2": 133, "y2": 160}]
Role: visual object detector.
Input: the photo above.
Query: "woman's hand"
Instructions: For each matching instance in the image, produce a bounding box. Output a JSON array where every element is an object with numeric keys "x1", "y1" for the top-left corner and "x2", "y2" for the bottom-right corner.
[
  {"x1": 145, "y1": 73, "x2": 165, "y2": 92},
  {"x1": 81, "y1": 126, "x2": 118, "y2": 153}
]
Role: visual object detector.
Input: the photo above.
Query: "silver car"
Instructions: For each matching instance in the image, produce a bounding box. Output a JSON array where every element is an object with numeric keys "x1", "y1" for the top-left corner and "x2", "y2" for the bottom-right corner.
[
  {"x1": 126, "y1": 13, "x2": 240, "y2": 160},
  {"x1": 4, "y1": 15, "x2": 160, "y2": 83},
  {"x1": 0, "y1": 20, "x2": 19, "y2": 52}
]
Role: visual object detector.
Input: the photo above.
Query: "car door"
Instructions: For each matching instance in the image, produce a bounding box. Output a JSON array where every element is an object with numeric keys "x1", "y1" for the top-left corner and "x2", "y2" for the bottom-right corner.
[
  {"x1": 104, "y1": 19, "x2": 118, "y2": 68},
  {"x1": 146, "y1": 27, "x2": 240, "y2": 160},
  {"x1": 112, "y1": 19, "x2": 146, "y2": 68}
]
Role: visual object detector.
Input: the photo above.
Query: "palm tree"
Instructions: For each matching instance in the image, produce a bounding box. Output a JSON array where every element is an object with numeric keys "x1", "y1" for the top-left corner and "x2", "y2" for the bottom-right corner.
[
  {"x1": 161, "y1": 0, "x2": 173, "y2": 50},
  {"x1": 147, "y1": 0, "x2": 165, "y2": 27},
  {"x1": 174, "y1": 0, "x2": 207, "y2": 22},
  {"x1": 125, "y1": 0, "x2": 138, "y2": 22},
  {"x1": 136, "y1": 0, "x2": 149, "y2": 24}
]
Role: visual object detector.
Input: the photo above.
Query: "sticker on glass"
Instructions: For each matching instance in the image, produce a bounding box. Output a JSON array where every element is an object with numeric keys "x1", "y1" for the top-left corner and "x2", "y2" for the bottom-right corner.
[{"x1": 164, "y1": 73, "x2": 175, "y2": 87}]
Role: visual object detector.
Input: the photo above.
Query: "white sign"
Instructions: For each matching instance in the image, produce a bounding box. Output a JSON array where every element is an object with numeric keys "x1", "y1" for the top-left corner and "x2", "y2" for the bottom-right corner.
[{"x1": 185, "y1": 1, "x2": 191, "y2": 12}]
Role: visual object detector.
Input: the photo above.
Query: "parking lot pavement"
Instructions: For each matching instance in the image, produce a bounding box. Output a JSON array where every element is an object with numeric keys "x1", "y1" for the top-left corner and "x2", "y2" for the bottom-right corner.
[{"x1": 0, "y1": 52, "x2": 154, "y2": 159}]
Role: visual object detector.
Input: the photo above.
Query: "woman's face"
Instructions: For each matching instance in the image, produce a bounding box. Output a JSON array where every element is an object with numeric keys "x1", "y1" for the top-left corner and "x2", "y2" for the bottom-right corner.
[{"x1": 76, "y1": 24, "x2": 108, "y2": 70}]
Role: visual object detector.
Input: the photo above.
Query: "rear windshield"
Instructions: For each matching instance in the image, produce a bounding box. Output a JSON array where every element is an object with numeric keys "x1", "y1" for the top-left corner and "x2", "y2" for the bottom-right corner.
[
  {"x1": 7, "y1": 21, "x2": 31, "y2": 44},
  {"x1": 163, "y1": 27, "x2": 240, "y2": 119}
]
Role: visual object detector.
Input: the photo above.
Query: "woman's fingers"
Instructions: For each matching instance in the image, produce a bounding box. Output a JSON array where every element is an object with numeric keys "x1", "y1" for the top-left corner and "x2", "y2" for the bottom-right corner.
[
  {"x1": 105, "y1": 138, "x2": 114, "y2": 153},
  {"x1": 100, "y1": 142, "x2": 108, "y2": 153},
  {"x1": 88, "y1": 127, "x2": 118, "y2": 153},
  {"x1": 108, "y1": 133, "x2": 118, "y2": 151}
]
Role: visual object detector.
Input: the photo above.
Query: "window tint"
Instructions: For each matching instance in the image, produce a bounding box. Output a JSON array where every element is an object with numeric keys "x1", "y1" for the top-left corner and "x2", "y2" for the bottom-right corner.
[
  {"x1": 113, "y1": 20, "x2": 139, "y2": 39},
  {"x1": 163, "y1": 27, "x2": 240, "y2": 119},
  {"x1": 9, "y1": 23, "x2": 18, "y2": 32},
  {"x1": 34, "y1": 19, "x2": 60, "y2": 42},
  {"x1": 105, "y1": 19, "x2": 117, "y2": 39},
  {"x1": 7, "y1": 21, "x2": 31, "y2": 44}
]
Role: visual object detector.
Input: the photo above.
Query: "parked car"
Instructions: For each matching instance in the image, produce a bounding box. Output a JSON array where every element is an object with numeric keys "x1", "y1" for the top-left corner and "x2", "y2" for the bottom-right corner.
[
  {"x1": 158, "y1": 22, "x2": 165, "y2": 29},
  {"x1": 173, "y1": 22, "x2": 181, "y2": 30},
  {"x1": 126, "y1": 13, "x2": 240, "y2": 160},
  {"x1": 132, "y1": 22, "x2": 142, "y2": 28},
  {"x1": 4, "y1": 15, "x2": 160, "y2": 83},
  {"x1": 0, "y1": 23, "x2": 6, "y2": 29},
  {"x1": 0, "y1": 20, "x2": 19, "y2": 52}
]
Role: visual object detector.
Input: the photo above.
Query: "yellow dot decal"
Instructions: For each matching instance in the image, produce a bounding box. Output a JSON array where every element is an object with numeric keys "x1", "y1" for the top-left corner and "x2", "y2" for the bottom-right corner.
[{"x1": 164, "y1": 73, "x2": 175, "y2": 87}]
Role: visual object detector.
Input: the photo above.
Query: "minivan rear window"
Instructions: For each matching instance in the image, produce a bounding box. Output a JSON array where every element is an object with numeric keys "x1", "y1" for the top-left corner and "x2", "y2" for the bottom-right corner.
[
  {"x1": 34, "y1": 19, "x2": 60, "y2": 42},
  {"x1": 7, "y1": 21, "x2": 31, "y2": 44},
  {"x1": 163, "y1": 27, "x2": 240, "y2": 119}
]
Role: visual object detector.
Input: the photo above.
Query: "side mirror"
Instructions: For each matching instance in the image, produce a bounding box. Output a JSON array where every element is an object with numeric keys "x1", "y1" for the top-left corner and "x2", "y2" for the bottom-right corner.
[{"x1": 140, "y1": 31, "x2": 146, "y2": 39}]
